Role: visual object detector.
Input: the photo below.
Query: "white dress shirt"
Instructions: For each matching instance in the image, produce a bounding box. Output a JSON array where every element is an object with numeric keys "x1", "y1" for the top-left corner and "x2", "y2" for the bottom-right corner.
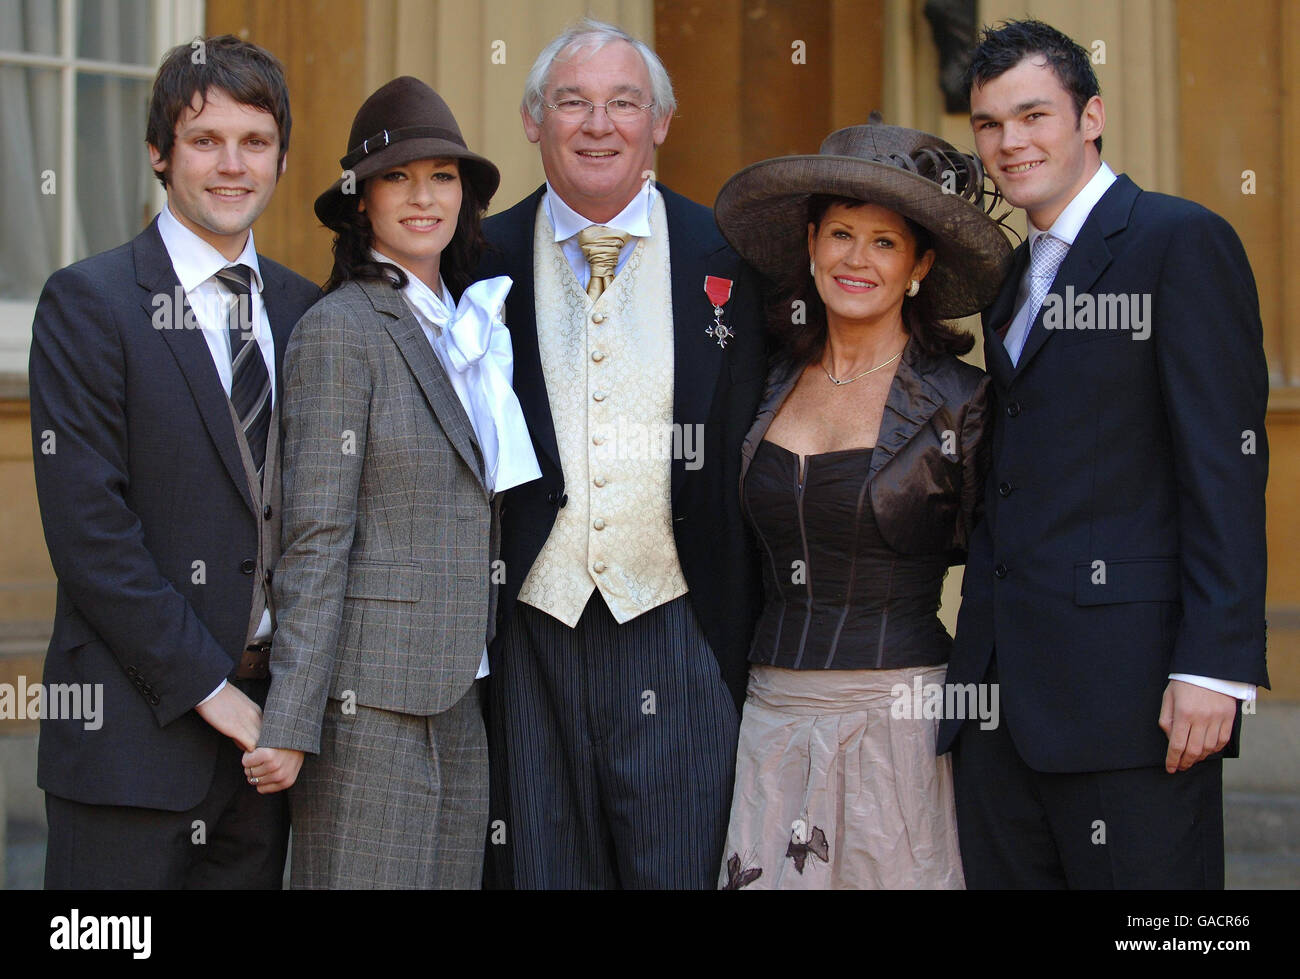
[
  {"x1": 1006, "y1": 164, "x2": 1254, "y2": 703},
  {"x1": 543, "y1": 178, "x2": 657, "y2": 286},
  {"x1": 376, "y1": 253, "x2": 540, "y2": 680},
  {"x1": 156, "y1": 205, "x2": 274, "y2": 705},
  {"x1": 1004, "y1": 163, "x2": 1117, "y2": 364}
]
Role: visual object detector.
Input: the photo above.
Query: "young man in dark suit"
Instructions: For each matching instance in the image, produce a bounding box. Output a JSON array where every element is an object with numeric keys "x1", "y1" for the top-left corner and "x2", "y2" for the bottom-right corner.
[
  {"x1": 478, "y1": 18, "x2": 766, "y2": 888},
  {"x1": 30, "y1": 35, "x2": 321, "y2": 888},
  {"x1": 939, "y1": 19, "x2": 1269, "y2": 888}
]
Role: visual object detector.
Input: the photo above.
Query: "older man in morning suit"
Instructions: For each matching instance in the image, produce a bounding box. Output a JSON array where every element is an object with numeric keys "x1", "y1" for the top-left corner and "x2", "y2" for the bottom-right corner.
[
  {"x1": 478, "y1": 18, "x2": 767, "y2": 888},
  {"x1": 30, "y1": 37, "x2": 320, "y2": 887}
]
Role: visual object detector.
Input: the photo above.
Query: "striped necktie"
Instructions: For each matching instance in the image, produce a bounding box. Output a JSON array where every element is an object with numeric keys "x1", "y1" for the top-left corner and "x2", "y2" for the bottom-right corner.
[{"x1": 214, "y1": 264, "x2": 271, "y2": 477}]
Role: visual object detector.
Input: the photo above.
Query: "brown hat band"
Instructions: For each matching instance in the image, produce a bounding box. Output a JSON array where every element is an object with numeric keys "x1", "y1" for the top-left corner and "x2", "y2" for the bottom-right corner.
[{"x1": 341, "y1": 125, "x2": 466, "y2": 169}]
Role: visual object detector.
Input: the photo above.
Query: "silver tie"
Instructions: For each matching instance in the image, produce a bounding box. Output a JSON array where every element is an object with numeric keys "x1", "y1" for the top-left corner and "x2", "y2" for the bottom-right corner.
[{"x1": 1006, "y1": 233, "x2": 1069, "y2": 366}]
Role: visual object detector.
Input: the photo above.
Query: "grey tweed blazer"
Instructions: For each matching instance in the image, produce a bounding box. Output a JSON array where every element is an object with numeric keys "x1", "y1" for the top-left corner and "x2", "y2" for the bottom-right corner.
[{"x1": 259, "y1": 277, "x2": 496, "y2": 754}]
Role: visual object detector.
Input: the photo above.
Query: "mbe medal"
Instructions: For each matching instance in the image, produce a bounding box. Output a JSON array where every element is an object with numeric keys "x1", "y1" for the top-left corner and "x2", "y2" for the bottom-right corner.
[{"x1": 704, "y1": 275, "x2": 735, "y2": 348}]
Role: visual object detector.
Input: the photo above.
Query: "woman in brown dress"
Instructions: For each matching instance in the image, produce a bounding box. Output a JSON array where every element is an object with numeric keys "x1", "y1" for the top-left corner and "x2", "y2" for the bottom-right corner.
[{"x1": 713, "y1": 121, "x2": 1011, "y2": 889}]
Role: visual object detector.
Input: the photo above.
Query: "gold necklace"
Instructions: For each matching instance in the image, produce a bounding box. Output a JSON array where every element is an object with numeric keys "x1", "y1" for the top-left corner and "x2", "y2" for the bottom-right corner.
[{"x1": 822, "y1": 348, "x2": 903, "y2": 386}]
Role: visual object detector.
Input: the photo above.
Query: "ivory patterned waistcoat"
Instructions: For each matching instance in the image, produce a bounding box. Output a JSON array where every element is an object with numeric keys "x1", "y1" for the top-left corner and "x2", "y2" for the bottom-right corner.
[{"x1": 517, "y1": 195, "x2": 688, "y2": 626}]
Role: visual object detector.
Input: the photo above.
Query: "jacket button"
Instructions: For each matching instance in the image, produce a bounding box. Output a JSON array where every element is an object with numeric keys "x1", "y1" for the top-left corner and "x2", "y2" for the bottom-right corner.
[
  {"x1": 593, "y1": 391, "x2": 607, "y2": 402},
  {"x1": 994, "y1": 564, "x2": 1008, "y2": 579},
  {"x1": 593, "y1": 561, "x2": 607, "y2": 574},
  {"x1": 591, "y1": 350, "x2": 605, "y2": 363},
  {"x1": 149, "y1": 694, "x2": 161, "y2": 706},
  {"x1": 593, "y1": 518, "x2": 606, "y2": 530},
  {"x1": 126, "y1": 666, "x2": 139, "y2": 677},
  {"x1": 592, "y1": 312, "x2": 605, "y2": 325},
  {"x1": 241, "y1": 559, "x2": 256, "y2": 574},
  {"x1": 265, "y1": 569, "x2": 273, "y2": 585},
  {"x1": 998, "y1": 481, "x2": 1013, "y2": 497},
  {"x1": 263, "y1": 505, "x2": 272, "y2": 519},
  {"x1": 594, "y1": 476, "x2": 607, "y2": 488},
  {"x1": 558, "y1": 494, "x2": 568, "y2": 508},
  {"x1": 1006, "y1": 401, "x2": 1021, "y2": 417}
]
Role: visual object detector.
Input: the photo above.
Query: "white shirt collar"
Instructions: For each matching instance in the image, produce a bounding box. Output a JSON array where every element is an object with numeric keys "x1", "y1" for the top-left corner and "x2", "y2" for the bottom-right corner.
[
  {"x1": 1027, "y1": 161, "x2": 1117, "y2": 250},
  {"x1": 370, "y1": 249, "x2": 453, "y2": 325},
  {"x1": 157, "y1": 203, "x2": 263, "y2": 292},
  {"x1": 542, "y1": 178, "x2": 656, "y2": 243}
]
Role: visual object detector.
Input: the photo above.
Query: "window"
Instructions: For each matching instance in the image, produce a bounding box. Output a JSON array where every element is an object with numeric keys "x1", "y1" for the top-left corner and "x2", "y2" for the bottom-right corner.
[{"x1": 0, "y1": 0, "x2": 203, "y2": 386}]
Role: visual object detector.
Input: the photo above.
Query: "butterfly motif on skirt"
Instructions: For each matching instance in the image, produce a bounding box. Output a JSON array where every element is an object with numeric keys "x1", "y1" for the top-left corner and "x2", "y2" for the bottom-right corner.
[
  {"x1": 786, "y1": 825, "x2": 830, "y2": 873},
  {"x1": 722, "y1": 852, "x2": 762, "y2": 890}
]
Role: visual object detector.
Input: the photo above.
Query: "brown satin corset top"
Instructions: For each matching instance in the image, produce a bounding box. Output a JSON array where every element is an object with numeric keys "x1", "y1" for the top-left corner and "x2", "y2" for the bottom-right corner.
[{"x1": 744, "y1": 439, "x2": 954, "y2": 670}]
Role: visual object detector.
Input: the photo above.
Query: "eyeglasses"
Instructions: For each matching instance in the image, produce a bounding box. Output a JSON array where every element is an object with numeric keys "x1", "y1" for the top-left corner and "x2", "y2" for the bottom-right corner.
[{"x1": 543, "y1": 97, "x2": 654, "y2": 122}]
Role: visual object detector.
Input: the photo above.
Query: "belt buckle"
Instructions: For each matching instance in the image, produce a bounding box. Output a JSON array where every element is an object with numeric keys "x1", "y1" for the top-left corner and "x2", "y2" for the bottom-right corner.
[{"x1": 238, "y1": 640, "x2": 272, "y2": 680}]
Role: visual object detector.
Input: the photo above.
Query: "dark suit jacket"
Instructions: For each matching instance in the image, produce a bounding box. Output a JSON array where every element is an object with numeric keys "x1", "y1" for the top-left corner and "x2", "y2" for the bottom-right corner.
[
  {"x1": 938, "y1": 174, "x2": 1270, "y2": 772},
  {"x1": 30, "y1": 218, "x2": 321, "y2": 810},
  {"x1": 478, "y1": 184, "x2": 766, "y2": 709}
]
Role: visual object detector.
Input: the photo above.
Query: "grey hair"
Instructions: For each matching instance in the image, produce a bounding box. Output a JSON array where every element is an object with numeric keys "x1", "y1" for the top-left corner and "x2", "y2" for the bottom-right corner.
[{"x1": 521, "y1": 17, "x2": 676, "y2": 125}]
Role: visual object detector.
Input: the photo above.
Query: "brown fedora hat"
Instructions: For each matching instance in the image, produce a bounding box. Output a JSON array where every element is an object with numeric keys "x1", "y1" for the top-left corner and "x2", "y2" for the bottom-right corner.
[
  {"x1": 714, "y1": 120, "x2": 1013, "y2": 319},
  {"x1": 314, "y1": 75, "x2": 501, "y2": 231}
]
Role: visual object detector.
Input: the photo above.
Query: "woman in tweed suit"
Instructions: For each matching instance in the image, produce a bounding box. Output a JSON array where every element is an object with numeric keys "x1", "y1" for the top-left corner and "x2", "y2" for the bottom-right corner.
[{"x1": 240, "y1": 77, "x2": 539, "y2": 888}]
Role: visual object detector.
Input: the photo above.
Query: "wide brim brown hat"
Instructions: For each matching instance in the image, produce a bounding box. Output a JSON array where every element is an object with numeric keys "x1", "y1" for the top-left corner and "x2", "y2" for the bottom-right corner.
[
  {"x1": 714, "y1": 122, "x2": 1013, "y2": 319},
  {"x1": 314, "y1": 75, "x2": 501, "y2": 231}
]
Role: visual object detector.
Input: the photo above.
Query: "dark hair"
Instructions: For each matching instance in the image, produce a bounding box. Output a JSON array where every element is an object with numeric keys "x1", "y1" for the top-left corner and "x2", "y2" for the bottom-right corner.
[
  {"x1": 146, "y1": 35, "x2": 291, "y2": 187},
  {"x1": 769, "y1": 195, "x2": 975, "y2": 366},
  {"x1": 323, "y1": 161, "x2": 488, "y2": 298},
  {"x1": 963, "y1": 19, "x2": 1102, "y2": 154}
]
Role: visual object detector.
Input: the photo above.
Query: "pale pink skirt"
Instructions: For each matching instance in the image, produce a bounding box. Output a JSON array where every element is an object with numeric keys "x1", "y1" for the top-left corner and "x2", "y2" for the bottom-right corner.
[{"x1": 719, "y1": 663, "x2": 964, "y2": 890}]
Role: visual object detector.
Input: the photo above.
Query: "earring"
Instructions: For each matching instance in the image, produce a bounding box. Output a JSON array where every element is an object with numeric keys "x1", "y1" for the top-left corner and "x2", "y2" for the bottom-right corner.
[
  {"x1": 907, "y1": 279, "x2": 920, "y2": 297},
  {"x1": 810, "y1": 259, "x2": 816, "y2": 277}
]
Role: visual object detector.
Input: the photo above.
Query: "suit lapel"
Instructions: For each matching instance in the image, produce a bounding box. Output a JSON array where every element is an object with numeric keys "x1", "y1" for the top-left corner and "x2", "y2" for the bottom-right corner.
[
  {"x1": 1012, "y1": 175, "x2": 1138, "y2": 376},
  {"x1": 360, "y1": 279, "x2": 488, "y2": 497},
  {"x1": 258, "y1": 262, "x2": 299, "y2": 396},
  {"x1": 494, "y1": 187, "x2": 561, "y2": 478},
  {"x1": 135, "y1": 221, "x2": 257, "y2": 516},
  {"x1": 662, "y1": 187, "x2": 725, "y2": 501},
  {"x1": 982, "y1": 243, "x2": 1026, "y2": 389}
]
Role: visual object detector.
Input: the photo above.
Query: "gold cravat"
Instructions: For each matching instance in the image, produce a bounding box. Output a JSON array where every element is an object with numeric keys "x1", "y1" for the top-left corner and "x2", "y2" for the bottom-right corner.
[{"x1": 578, "y1": 225, "x2": 631, "y2": 301}]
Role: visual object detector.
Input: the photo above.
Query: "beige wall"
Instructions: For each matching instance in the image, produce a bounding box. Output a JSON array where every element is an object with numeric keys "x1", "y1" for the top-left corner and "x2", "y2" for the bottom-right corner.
[{"x1": 0, "y1": 401, "x2": 51, "y2": 734}]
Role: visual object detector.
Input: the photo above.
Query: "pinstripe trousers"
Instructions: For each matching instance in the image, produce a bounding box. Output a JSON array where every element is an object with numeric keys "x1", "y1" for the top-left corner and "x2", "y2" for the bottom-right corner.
[{"x1": 486, "y1": 593, "x2": 739, "y2": 888}]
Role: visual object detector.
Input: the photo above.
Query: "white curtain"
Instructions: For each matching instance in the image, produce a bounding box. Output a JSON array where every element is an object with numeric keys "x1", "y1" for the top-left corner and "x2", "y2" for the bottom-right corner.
[
  {"x1": 0, "y1": 1, "x2": 60, "y2": 299},
  {"x1": 75, "y1": 0, "x2": 154, "y2": 258},
  {"x1": 1, "y1": 0, "x2": 154, "y2": 299}
]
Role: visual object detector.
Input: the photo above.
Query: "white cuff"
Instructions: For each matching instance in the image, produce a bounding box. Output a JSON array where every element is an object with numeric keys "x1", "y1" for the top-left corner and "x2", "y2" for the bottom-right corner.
[
  {"x1": 198, "y1": 679, "x2": 227, "y2": 706},
  {"x1": 1168, "y1": 674, "x2": 1257, "y2": 701}
]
